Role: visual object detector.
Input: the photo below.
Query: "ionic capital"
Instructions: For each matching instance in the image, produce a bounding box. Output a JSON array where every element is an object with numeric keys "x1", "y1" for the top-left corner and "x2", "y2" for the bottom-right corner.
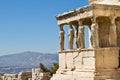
[
  {"x1": 59, "y1": 24, "x2": 64, "y2": 31},
  {"x1": 67, "y1": 23, "x2": 73, "y2": 29}
]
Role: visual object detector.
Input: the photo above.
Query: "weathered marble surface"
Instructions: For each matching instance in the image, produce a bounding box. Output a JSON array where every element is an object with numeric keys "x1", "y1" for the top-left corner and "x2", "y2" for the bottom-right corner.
[
  {"x1": 51, "y1": 0, "x2": 120, "y2": 80},
  {"x1": 51, "y1": 48, "x2": 120, "y2": 80}
]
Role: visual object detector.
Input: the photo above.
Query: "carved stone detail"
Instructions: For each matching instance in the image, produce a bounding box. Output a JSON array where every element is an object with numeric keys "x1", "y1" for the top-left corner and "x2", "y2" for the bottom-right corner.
[
  {"x1": 68, "y1": 23, "x2": 74, "y2": 49},
  {"x1": 91, "y1": 19, "x2": 99, "y2": 48},
  {"x1": 77, "y1": 21, "x2": 85, "y2": 49},
  {"x1": 59, "y1": 25, "x2": 65, "y2": 51},
  {"x1": 74, "y1": 24, "x2": 79, "y2": 49}
]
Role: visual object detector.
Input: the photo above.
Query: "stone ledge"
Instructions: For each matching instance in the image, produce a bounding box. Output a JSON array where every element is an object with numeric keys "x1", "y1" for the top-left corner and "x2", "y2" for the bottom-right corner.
[
  {"x1": 59, "y1": 48, "x2": 94, "y2": 53},
  {"x1": 56, "y1": 4, "x2": 120, "y2": 21}
]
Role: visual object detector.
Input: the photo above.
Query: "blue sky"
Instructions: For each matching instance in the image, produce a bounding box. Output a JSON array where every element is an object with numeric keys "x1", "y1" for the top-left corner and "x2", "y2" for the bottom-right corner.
[{"x1": 0, "y1": 0, "x2": 88, "y2": 56}]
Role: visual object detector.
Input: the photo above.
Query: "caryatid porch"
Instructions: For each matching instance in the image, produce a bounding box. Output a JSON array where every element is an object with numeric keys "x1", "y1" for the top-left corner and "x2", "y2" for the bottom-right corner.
[
  {"x1": 58, "y1": 4, "x2": 120, "y2": 51},
  {"x1": 51, "y1": 1, "x2": 120, "y2": 80}
]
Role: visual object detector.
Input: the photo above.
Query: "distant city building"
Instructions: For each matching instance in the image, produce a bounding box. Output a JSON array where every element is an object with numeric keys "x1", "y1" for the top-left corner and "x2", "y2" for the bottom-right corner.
[
  {"x1": 0, "y1": 68, "x2": 51, "y2": 80},
  {"x1": 3, "y1": 73, "x2": 18, "y2": 80}
]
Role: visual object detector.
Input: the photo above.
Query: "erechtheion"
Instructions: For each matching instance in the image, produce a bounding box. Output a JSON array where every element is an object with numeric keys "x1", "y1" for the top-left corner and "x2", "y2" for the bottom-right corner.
[{"x1": 51, "y1": 0, "x2": 120, "y2": 80}]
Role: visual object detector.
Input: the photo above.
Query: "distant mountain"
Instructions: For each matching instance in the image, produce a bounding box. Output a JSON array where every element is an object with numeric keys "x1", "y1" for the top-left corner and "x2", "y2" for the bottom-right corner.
[{"x1": 0, "y1": 51, "x2": 58, "y2": 73}]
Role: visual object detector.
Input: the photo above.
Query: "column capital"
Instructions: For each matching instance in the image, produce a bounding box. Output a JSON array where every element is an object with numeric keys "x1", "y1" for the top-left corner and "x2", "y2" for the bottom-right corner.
[
  {"x1": 77, "y1": 20, "x2": 83, "y2": 26},
  {"x1": 68, "y1": 22, "x2": 73, "y2": 28},
  {"x1": 59, "y1": 24, "x2": 64, "y2": 31},
  {"x1": 58, "y1": 24, "x2": 64, "y2": 27},
  {"x1": 91, "y1": 17, "x2": 96, "y2": 23},
  {"x1": 109, "y1": 16, "x2": 117, "y2": 24}
]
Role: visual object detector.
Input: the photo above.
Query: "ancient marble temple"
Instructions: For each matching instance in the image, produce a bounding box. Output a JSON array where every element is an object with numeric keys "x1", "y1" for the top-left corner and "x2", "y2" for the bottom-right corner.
[{"x1": 51, "y1": 0, "x2": 120, "y2": 80}]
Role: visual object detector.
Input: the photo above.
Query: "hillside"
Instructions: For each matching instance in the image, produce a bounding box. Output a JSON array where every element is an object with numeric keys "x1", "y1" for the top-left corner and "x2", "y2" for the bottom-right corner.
[{"x1": 0, "y1": 51, "x2": 58, "y2": 73}]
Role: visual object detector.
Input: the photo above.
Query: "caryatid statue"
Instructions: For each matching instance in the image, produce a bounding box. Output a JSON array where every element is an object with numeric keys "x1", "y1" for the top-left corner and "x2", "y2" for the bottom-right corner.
[
  {"x1": 75, "y1": 25, "x2": 79, "y2": 48},
  {"x1": 59, "y1": 25, "x2": 65, "y2": 51},
  {"x1": 77, "y1": 21, "x2": 85, "y2": 49},
  {"x1": 91, "y1": 19, "x2": 99, "y2": 48},
  {"x1": 68, "y1": 24, "x2": 74, "y2": 49}
]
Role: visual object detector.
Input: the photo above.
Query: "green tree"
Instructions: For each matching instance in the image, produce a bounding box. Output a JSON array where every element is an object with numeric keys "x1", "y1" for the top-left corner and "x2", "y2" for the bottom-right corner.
[
  {"x1": 39, "y1": 63, "x2": 59, "y2": 76},
  {"x1": 39, "y1": 63, "x2": 49, "y2": 72},
  {"x1": 50, "y1": 63, "x2": 59, "y2": 75}
]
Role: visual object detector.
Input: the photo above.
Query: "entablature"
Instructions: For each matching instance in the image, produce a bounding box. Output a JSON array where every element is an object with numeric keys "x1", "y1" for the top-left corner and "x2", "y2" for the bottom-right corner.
[{"x1": 56, "y1": 4, "x2": 120, "y2": 25}]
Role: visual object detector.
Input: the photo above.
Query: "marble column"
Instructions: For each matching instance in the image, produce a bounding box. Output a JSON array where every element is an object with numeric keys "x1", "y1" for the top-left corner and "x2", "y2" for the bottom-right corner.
[
  {"x1": 59, "y1": 25, "x2": 65, "y2": 51},
  {"x1": 109, "y1": 17, "x2": 117, "y2": 47},
  {"x1": 91, "y1": 18, "x2": 99, "y2": 48},
  {"x1": 78, "y1": 20, "x2": 85, "y2": 49},
  {"x1": 68, "y1": 23, "x2": 74, "y2": 50}
]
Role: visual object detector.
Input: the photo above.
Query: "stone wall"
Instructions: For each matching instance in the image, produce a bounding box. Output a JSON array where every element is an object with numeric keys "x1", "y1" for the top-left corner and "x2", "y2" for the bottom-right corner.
[
  {"x1": 51, "y1": 48, "x2": 120, "y2": 80},
  {"x1": 0, "y1": 69, "x2": 51, "y2": 80},
  {"x1": 18, "y1": 72, "x2": 32, "y2": 80},
  {"x1": 32, "y1": 68, "x2": 51, "y2": 80},
  {"x1": 3, "y1": 73, "x2": 18, "y2": 80}
]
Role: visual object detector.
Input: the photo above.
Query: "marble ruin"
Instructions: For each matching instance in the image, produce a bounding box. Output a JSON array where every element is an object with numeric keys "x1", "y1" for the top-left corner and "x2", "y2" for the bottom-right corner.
[
  {"x1": 0, "y1": 69, "x2": 51, "y2": 80},
  {"x1": 32, "y1": 68, "x2": 50, "y2": 80},
  {"x1": 18, "y1": 72, "x2": 32, "y2": 80},
  {"x1": 3, "y1": 73, "x2": 18, "y2": 80},
  {"x1": 51, "y1": 0, "x2": 120, "y2": 80}
]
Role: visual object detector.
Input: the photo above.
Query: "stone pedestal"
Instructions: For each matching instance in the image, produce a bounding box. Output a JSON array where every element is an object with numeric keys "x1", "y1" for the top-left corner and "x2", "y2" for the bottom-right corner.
[{"x1": 51, "y1": 48, "x2": 120, "y2": 80}]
